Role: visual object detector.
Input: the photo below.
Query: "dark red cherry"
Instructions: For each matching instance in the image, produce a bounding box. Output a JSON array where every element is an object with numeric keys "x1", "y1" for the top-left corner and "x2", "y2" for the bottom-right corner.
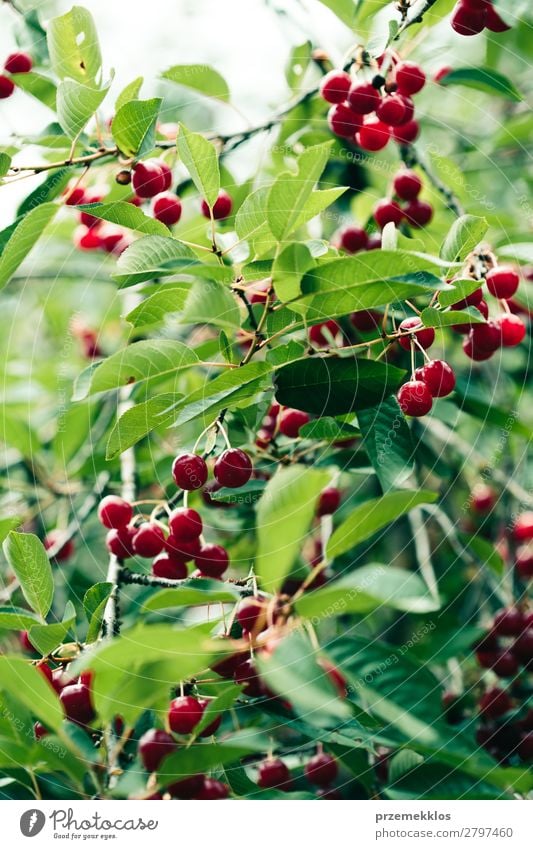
[
  {"x1": 516, "y1": 544, "x2": 533, "y2": 579},
  {"x1": 491, "y1": 651, "x2": 520, "y2": 678},
  {"x1": 511, "y1": 629, "x2": 533, "y2": 664},
  {"x1": 98, "y1": 495, "x2": 133, "y2": 529},
  {"x1": 376, "y1": 95, "x2": 407, "y2": 126},
  {"x1": 168, "y1": 696, "x2": 204, "y2": 735},
  {"x1": 132, "y1": 523, "x2": 165, "y2": 557},
  {"x1": 451, "y1": 2, "x2": 487, "y2": 36},
  {"x1": 167, "y1": 774, "x2": 205, "y2": 798},
  {"x1": 194, "y1": 544, "x2": 229, "y2": 578},
  {"x1": 194, "y1": 778, "x2": 229, "y2": 798},
  {"x1": 214, "y1": 448, "x2": 253, "y2": 488},
  {"x1": 493, "y1": 608, "x2": 525, "y2": 637},
  {"x1": 471, "y1": 483, "x2": 497, "y2": 514},
  {"x1": 172, "y1": 453, "x2": 208, "y2": 490},
  {"x1": 391, "y1": 120, "x2": 420, "y2": 145},
  {"x1": 257, "y1": 758, "x2": 291, "y2": 789},
  {"x1": 397, "y1": 380, "x2": 433, "y2": 417},
  {"x1": 478, "y1": 687, "x2": 512, "y2": 719},
  {"x1": 105, "y1": 525, "x2": 136, "y2": 559},
  {"x1": 60, "y1": 682, "x2": 95, "y2": 725},
  {"x1": 168, "y1": 507, "x2": 202, "y2": 541},
  {"x1": 132, "y1": 160, "x2": 167, "y2": 198},
  {"x1": 347, "y1": 82, "x2": 381, "y2": 114},
  {"x1": 309, "y1": 319, "x2": 340, "y2": 347},
  {"x1": 0, "y1": 75, "x2": 15, "y2": 98},
  {"x1": 470, "y1": 320, "x2": 502, "y2": 353},
  {"x1": 4, "y1": 52, "x2": 33, "y2": 74},
  {"x1": 485, "y1": 4, "x2": 511, "y2": 32},
  {"x1": 393, "y1": 169, "x2": 422, "y2": 200},
  {"x1": 395, "y1": 61, "x2": 426, "y2": 95},
  {"x1": 404, "y1": 199, "x2": 433, "y2": 228},
  {"x1": 373, "y1": 199, "x2": 404, "y2": 229},
  {"x1": 278, "y1": 408, "x2": 310, "y2": 438},
  {"x1": 165, "y1": 535, "x2": 201, "y2": 561},
  {"x1": 498, "y1": 314, "x2": 526, "y2": 347},
  {"x1": 139, "y1": 728, "x2": 176, "y2": 772},
  {"x1": 234, "y1": 658, "x2": 263, "y2": 696},
  {"x1": 317, "y1": 487, "x2": 341, "y2": 516},
  {"x1": 513, "y1": 512, "x2": 533, "y2": 542},
  {"x1": 305, "y1": 752, "x2": 338, "y2": 786},
  {"x1": 34, "y1": 721, "x2": 48, "y2": 740},
  {"x1": 197, "y1": 699, "x2": 223, "y2": 737},
  {"x1": 151, "y1": 552, "x2": 188, "y2": 580},
  {"x1": 236, "y1": 597, "x2": 265, "y2": 634},
  {"x1": 338, "y1": 226, "x2": 368, "y2": 254},
  {"x1": 356, "y1": 118, "x2": 391, "y2": 151}
]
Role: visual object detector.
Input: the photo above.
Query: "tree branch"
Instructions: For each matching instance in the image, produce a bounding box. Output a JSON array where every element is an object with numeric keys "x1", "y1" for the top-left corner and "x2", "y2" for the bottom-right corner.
[{"x1": 395, "y1": 0, "x2": 441, "y2": 37}]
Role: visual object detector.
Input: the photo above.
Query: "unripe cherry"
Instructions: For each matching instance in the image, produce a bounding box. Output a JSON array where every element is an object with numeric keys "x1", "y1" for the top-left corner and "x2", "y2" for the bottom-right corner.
[
  {"x1": 415, "y1": 359, "x2": 456, "y2": 397},
  {"x1": 168, "y1": 695, "x2": 204, "y2": 735},
  {"x1": 153, "y1": 192, "x2": 182, "y2": 225},
  {"x1": 393, "y1": 169, "x2": 422, "y2": 200},
  {"x1": 172, "y1": 453, "x2": 208, "y2": 490},
  {"x1": 319, "y1": 70, "x2": 351, "y2": 104},
  {"x1": 168, "y1": 507, "x2": 202, "y2": 540},
  {"x1": 398, "y1": 316, "x2": 435, "y2": 350},
  {"x1": 132, "y1": 523, "x2": 166, "y2": 557},
  {"x1": 347, "y1": 82, "x2": 381, "y2": 114},
  {"x1": 397, "y1": 380, "x2": 433, "y2": 417},
  {"x1": 98, "y1": 495, "x2": 133, "y2": 529},
  {"x1": 214, "y1": 448, "x2": 253, "y2": 488},
  {"x1": 339, "y1": 226, "x2": 368, "y2": 253},
  {"x1": 327, "y1": 103, "x2": 361, "y2": 138},
  {"x1": 485, "y1": 265, "x2": 520, "y2": 299},
  {"x1": 201, "y1": 190, "x2": 232, "y2": 220},
  {"x1": 395, "y1": 62, "x2": 426, "y2": 96}
]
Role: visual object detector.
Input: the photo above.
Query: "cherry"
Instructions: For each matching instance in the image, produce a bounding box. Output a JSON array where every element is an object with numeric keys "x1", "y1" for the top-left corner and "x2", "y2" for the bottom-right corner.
[
  {"x1": 0, "y1": 75, "x2": 15, "y2": 98},
  {"x1": 64, "y1": 185, "x2": 86, "y2": 206},
  {"x1": 139, "y1": 728, "x2": 176, "y2": 772},
  {"x1": 98, "y1": 495, "x2": 132, "y2": 529},
  {"x1": 44, "y1": 530, "x2": 74, "y2": 562},
  {"x1": 278, "y1": 408, "x2": 310, "y2": 438},
  {"x1": 327, "y1": 103, "x2": 361, "y2": 138},
  {"x1": 152, "y1": 552, "x2": 188, "y2": 580},
  {"x1": 257, "y1": 758, "x2": 291, "y2": 789},
  {"x1": 194, "y1": 544, "x2": 229, "y2": 578},
  {"x1": 373, "y1": 199, "x2": 404, "y2": 229},
  {"x1": 309, "y1": 319, "x2": 340, "y2": 347},
  {"x1": 36, "y1": 661, "x2": 54, "y2": 687},
  {"x1": 132, "y1": 160, "x2": 167, "y2": 198},
  {"x1": 131, "y1": 523, "x2": 165, "y2": 557},
  {"x1": 105, "y1": 525, "x2": 136, "y2": 559},
  {"x1": 153, "y1": 192, "x2": 182, "y2": 226},
  {"x1": 319, "y1": 70, "x2": 351, "y2": 104},
  {"x1": 367, "y1": 234, "x2": 382, "y2": 250},
  {"x1": 159, "y1": 161, "x2": 172, "y2": 191},
  {"x1": 197, "y1": 699, "x2": 223, "y2": 737},
  {"x1": 78, "y1": 193, "x2": 104, "y2": 229},
  {"x1": 433, "y1": 66, "x2": 452, "y2": 84},
  {"x1": 195, "y1": 777, "x2": 229, "y2": 799},
  {"x1": 60, "y1": 681, "x2": 95, "y2": 725},
  {"x1": 34, "y1": 721, "x2": 48, "y2": 740},
  {"x1": 101, "y1": 227, "x2": 127, "y2": 254},
  {"x1": 478, "y1": 687, "x2": 512, "y2": 719},
  {"x1": 52, "y1": 667, "x2": 75, "y2": 693},
  {"x1": 391, "y1": 119, "x2": 420, "y2": 145},
  {"x1": 442, "y1": 691, "x2": 463, "y2": 724},
  {"x1": 376, "y1": 95, "x2": 408, "y2": 126},
  {"x1": 236, "y1": 597, "x2": 265, "y2": 634},
  {"x1": 398, "y1": 316, "x2": 435, "y2": 350},
  {"x1": 452, "y1": 287, "x2": 484, "y2": 309},
  {"x1": 397, "y1": 380, "x2": 433, "y2": 417},
  {"x1": 211, "y1": 651, "x2": 247, "y2": 680},
  {"x1": 393, "y1": 169, "x2": 422, "y2": 201},
  {"x1": 397, "y1": 94, "x2": 415, "y2": 123},
  {"x1": 19, "y1": 630, "x2": 36, "y2": 653},
  {"x1": 115, "y1": 169, "x2": 131, "y2": 185},
  {"x1": 462, "y1": 335, "x2": 493, "y2": 361},
  {"x1": 75, "y1": 226, "x2": 103, "y2": 251},
  {"x1": 470, "y1": 320, "x2": 501, "y2": 353},
  {"x1": 491, "y1": 651, "x2": 520, "y2": 678},
  {"x1": 511, "y1": 628, "x2": 533, "y2": 664},
  {"x1": 168, "y1": 695, "x2": 203, "y2": 734},
  {"x1": 485, "y1": 4, "x2": 511, "y2": 32},
  {"x1": 470, "y1": 483, "x2": 497, "y2": 514},
  {"x1": 305, "y1": 753, "x2": 338, "y2": 786},
  {"x1": 485, "y1": 265, "x2": 520, "y2": 299},
  {"x1": 451, "y1": 2, "x2": 487, "y2": 35},
  {"x1": 493, "y1": 607, "x2": 525, "y2": 637},
  {"x1": 512, "y1": 512, "x2": 533, "y2": 542},
  {"x1": 201, "y1": 190, "x2": 232, "y2": 220},
  {"x1": 317, "y1": 487, "x2": 341, "y2": 516},
  {"x1": 396, "y1": 61, "x2": 426, "y2": 95},
  {"x1": 347, "y1": 82, "x2": 381, "y2": 114},
  {"x1": 168, "y1": 507, "x2": 202, "y2": 540},
  {"x1": 167, "y1": 774, "x2": 205, "y2": 798},
  {"x1": 339, "y1": 226, "x2": 368, "y2": 254},
  {"x1": 4, "y1": 52, "x2": 33, "y2": 74},
  {"x1": 415, "y1": 360, "x2": 456, "y2": 397},
  {"x1": 516, "y1": 544, "x2": 533, "y2": 579},
  {"x1": 498, "y1": 314, "x2": 526, "y2": 347},
  {"x1": 172, "y1": 452, "x2": 208, "y2": 490},
  {"x1": 356, "y1": 118, "x2": 391, "y2": 151},
  {"x1": 165, "y1": 535, "x2": 201, "y2": 561},
  {"x1": 214, "y1": 448, "x2": 253, "y2": 488},
  {"x1": 350, "y1": 310, "x2": 381, "y2": 331},
  {"x1": 234, "y1": 658, "x2": 263, "y2": 696},
  {"x1": 404, "y1": 199, "x2": 433, "y2": 228}
]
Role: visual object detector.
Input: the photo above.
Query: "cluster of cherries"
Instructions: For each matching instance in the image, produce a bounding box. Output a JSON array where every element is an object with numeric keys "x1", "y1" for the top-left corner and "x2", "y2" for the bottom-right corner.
[
  {"x1": 451, "y1": 0, "x2": 510, "y2": 36},
  {"x1": 26, "y1": 658, "x2": 96, "y2": 739},
  {"x1": 373, "y1": 168, "x2": 433, "y2": 231},
  {"x1": 320, "y1": 58, "x2": 426, "y2": 152},
  {"x1": 98, "y1": 447, "x2": 252, "y2": 580},
  {"x1": 0, "y1": 51, "x2": 32, "y2": 99},
  {"x1": 469, "y1": 489, "x2": 533, "y2": 581}
]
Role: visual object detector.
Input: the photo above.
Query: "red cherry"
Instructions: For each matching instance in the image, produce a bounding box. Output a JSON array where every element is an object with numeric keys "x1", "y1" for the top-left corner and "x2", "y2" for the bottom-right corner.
[
  {"x1": 51, "y1": 667, "x2": 75, "y2": 693},
  {"x1": 194, "y1": 544, "x2": 229, "y2": 578},
  {"x1": 451, "y1": 2, "x2": 487, "y2": 35},
  {"x1": 516, "y1": 544, "x2": 533, "y2": 579},
  {"x1": 74, "y1": 226, "x2": 103, "y2": 251},
  {"x1": 462, "y1": 335, "x2": 493, "y2": 361},
  {"x1": 139, "y1": 728, "x2": 176, "y2": 772},
  {"x1": 34, "y1": 721, "x2": 48, "y2": 740},
  {"x1": 159, "y1": 161, "x2": 172, "y2": 191},
  {"x1": 404, "y1": 199, "x2": 433, "y2": 228},
  {"x1": 201, "y1": 190, "x2": 232, "y2": 220},
  {"x1": 165, "y1": 535, "x2": 201, "y2": 561},
  {"x1": 132, "y1": 160, "x2": 167, "y2": 198},
  {"x1": 470, "y1": 483, "x2": 497, "y2": 514},
  {"x1": 233, "y1": 658, "x2": 263, "y2": 696},
  {"x1": 153, "y1": 192, "x2": 182, "y2": 225},
  {"x1": 316, "y1": 787, "x2": 343, "y2": 799},
  {"x1": 317, "y1": 487, "x2": 341, "y2": 516},
  {"x1": 433, "y1": 66, "x2": 453, "y2": 84},
  {"x1": 356, "y1": 118, "x2": 391, "y2": 151},
  {"x1": 36, "y1": 661, "x2": 54, "y2": 687},
  {"x1": 4, "y1": 52, "x2": 33, "y2": 74},
  {"x1": 513, "y1": 512, "x2": 533, "y2": 542},
  {"x1": 197, "y1": 698, "x2": 223, "y2": 737},
  {"x1": 471, "y1": 320, "x2": 502, "y2": 353},
  {"x1": 195, "y1": 778, "x2": 229, "y2": 798},
  {"x1": 395, "y1": 62, "x2": 426, "y2": 96},
  {"x1": 0, "y1": 75, "x2": 15, "y2": 98},
  {"x1": 309, "y1": 319, "x2": 340, "y2": 347},
  {"x1": 373, "y1": 199, "x2": 404, "y2": 229},
  {"x1": 64, "y1": 186, "x2": 86, "y2": 206},
  {"x1": 415, "y1": 359, "x2": 456, "y2": 397},
  {"x1": 236, "y1": 597, "x2": 265, "y2": 633},
  {"x1": 167, "y1": 774, "x2": 205, "y2": 799},
  {"x1": 278, "y1": 408, "x2": 310, "y2": 438},
  {"x1": 491, "y1": 651, "x2": 520, "y2": 678},
  {"x1": 391, "y1": 120, "x2": 420, "y2": 145},
  {"x1": 98, "y1": 495, "x2": 133, "y2": 529},
  {"x1": 152, "y1": 552, "x2": 188, "y2": 580},
  {"x1": 393, "y1": 169, "x2": 422, "y2": 200},
  {"x1": 214, "y1": 448, "x2": 253, "y2": 488},
  {"x1": 168, "y1": 695, "x2": 204, "y2": 734},
  {"x1": 257, "y1": 758, "x2": 291, "y2": 789},
  {"x1": 452, "y1": 287, "x2": 483, "y2": 309},
  {"x1": 396, "y1": 95, "x2": 415, "y2": 124},
  {"x1": 305, "y1": 753, "x2": 338, "y2": 786},
  {"x1": 78, "y1": 192, "x2": 104, "y2": 228},
  {"x1": 105, "y1": 525, "x2": 136, "y2": 559},
  {"x1": 493, "y1": 608, "x2": 525, "y2": 637},
  {"x1": 398, "y1": 316, "x2": 435, "y2": 350},
  {"x1": 376, "y1": 95, "x2": 407, "y2": 126},
  {"x1": 350, "y1": 310, "x2": 381, "y2": 331},
  {"x1": 397, "y1": 380, "x2": 433, "y2": 417},
  {"x1": 366, "y1": 234, "x2": 382, "y2": 250},
  {"x1": 497, "y1": 314, "x2": 526, "y2": 347},
  {"x1": 319, "y1": 70, "x2": 351, "y2": 104},
  {"x1": 44, "y1": 530, "x2": 74, "y2": 562},
  {"x1": 339, "y1": 226, "x2": 368, "y2": 253},
  {"x1": 347, "y1": 82, "x2": 381, "y2": 114},
  {"x1": 511, "y1": 628, "x2": 533, "y2": 663},
  {"x1": 172, "y1": 453, "x2": 208, "y2": 490},
  {"x1": 486, "y1": 265, "x2": 520, "y2": 299},
  {"x1": 485, "y1": 4, "x2": 511, "y2": 32},
  {"x1": 132, "y1": 523, "x2": 166, "y2": 557},
  {"x1": 327, "y1": 103, "x2": 362, "y2": 138},
  {"x1": 168, "y1": 507, "x2": 202, "y2": 540},
  {"x1": 479, "y1": 687, "x2": 512, "y2": 719},
  {"x1": 211, "y1": 652, "x2": 247, "y2": 680},
  {"x1": 60, "y1": 682, "x2": 95, "y2": 725}
]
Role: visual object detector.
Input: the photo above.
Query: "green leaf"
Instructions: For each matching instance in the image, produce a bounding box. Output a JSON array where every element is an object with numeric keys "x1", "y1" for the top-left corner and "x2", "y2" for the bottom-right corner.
[
  {"x1": 143, "y1": 579, "x2": 242, "y2": 611},
  {"x1": 2, "y1": 532, "x2": 54, "y2": 620},
  {"x1": 292, "y1": 186, "x2": 348, "y2": 232},
  {"x1": 125, "y1": 286, "x2": 190, "y2": 327},
  {"x1": 112, "y1": 235, "x2": 197, "y2": 287},
  {"x1": 180, "y1": 280, "x2": 240, "y2": 330},
  {"x1": 115, "y1": 76, "x2": 143, "y2": 111},
  {"x1": 9, "y1": 72, "x2": 57, "y2": 109},
  {"x1": 439, "y1": 215, "x2": 488, "y2": 262},
  {"x1": 285, "y1": 41, "x2": 312, "y2": 92},
  {"x1": 438, "y1": 67, "x2": 522, "y2": 102},
  {"x1": 0, "y1": 203, "x2": 57, "y2": 291},
  {"x1": 28, "y1": 601, "x2": 76, "y2": 656},
  {"x1": 112, "y1": 98, "x2": 162, "y2": 158},
  {"x1": 299, "y1": 417, "x2": 359, "y2": 442},
  {"x1": 47, "y1": 6, "x2": 103, "y2": 85},
  {"x1": 357, "y1": 397, "x2": 415, "y2": 491},
  {"x1": 0, "y1": 657, "x2": 64, "y2": 730},
  {"x1": 192, "y1": 684, "x2": 242, "y2": 739},
  {"x1": 158, "y1": 732, "x2": 269, "y2": 782},
  {"x1": 56, "y1": 79, "x2": 110, "y2": 139},
  {"x1": 0, "y1": 152, "x2": 12, "y2": 178},
  {"x1": 497, "y1": 242, "x2": 533, "y2": 263},
  {"x1": 438, "y1": 277, "x2": 485, "y2": 308},
  {"x1": 76, "y1": 200, "x2": 168, "y2": 235},
  {"x1": 177, "y1": 123, "x2": 220, "y2": 207},
  {"x1": 317, "y1": 0, "x2": 357, "y2": 28},
  {"x1": 458, "y1": 533, "x2": 504, "y2": 578},
  {"x1": 83, "y1": 583, "x2": 113, "y2": 643},
  {"x1": 0, "y1": 607, "x2": 41, "y2": 630},
  {"x1": 0, "y1": 516, "x2": 21, "y2": 543},
  {"x1": 421, "y1": 306, "x2": 486, "y2": 328},
  {"x1": 327, "y1": 490, "x2": 438, "y2": 559},
  {"x1": 267, "y1": 142, "x2": 332, "y2": 240},
  {"x1": 453, "y1": 383, "x2": 532, "y2": 439},
  {"x1": 235, "y1": 186, "x2": 270, "y2": 241},
  {"x1": 272, "y1": 242, "x2": 315, "y2": 303},
  {"x1": 17, "y1": 169, "x2": 70, "y2": 217},
  {"x1": 255, "y1": 465, "x2": 330, "y2": 592},
  {"x1": 274, "y1": 357, "x2": 405, "y2": 415},
  {"x1": 78, "y1": 339, "x2": 199, "y2": 396},
  {"x1": 387, "y1": 762, "x2": 514, "y2": 801},
  {"x1": 296, "y1": 565, "x2": 440, "y2": 619},
  {"x1": 162, "y1": 65, "x2": 230, "y2": 102}
]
